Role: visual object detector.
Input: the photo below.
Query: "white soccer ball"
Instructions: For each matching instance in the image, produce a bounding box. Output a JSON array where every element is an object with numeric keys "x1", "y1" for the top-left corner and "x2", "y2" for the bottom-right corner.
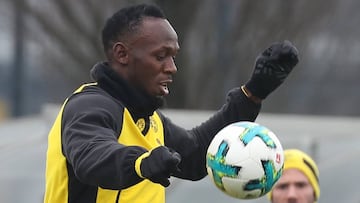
[{"x1": 206, "y1": 121, "x2": 284, "y2": 199}]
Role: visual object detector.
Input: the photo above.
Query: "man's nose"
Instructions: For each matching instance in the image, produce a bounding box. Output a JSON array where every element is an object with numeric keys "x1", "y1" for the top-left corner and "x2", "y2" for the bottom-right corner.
[
  {"x1": 286, "y1": 185, "x2": 298, "y2": 199},
  {"x1": 165, "y1": 58, "x2": 177, "y2": 74}
]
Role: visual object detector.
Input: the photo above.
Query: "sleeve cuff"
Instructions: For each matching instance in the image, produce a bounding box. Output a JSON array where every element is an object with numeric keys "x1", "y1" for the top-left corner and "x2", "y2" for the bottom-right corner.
[
  {"x1": 134, "y1": 151, "x2": 151, "y2": 178},
  {"x1": 241, "y1": 85, "x2": 262, "y2": 104}
]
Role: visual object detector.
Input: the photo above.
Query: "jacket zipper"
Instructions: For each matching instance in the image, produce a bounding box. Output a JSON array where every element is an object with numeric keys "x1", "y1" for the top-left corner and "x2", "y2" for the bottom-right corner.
[{"x1": 115, "y1": 191, "x2": 120, "y2": 203}]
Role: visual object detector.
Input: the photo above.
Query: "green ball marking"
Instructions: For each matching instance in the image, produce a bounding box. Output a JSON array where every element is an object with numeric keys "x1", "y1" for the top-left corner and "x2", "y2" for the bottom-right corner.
[{"x1": 207, "y1": 140, "x2": 241, "y2": 190}]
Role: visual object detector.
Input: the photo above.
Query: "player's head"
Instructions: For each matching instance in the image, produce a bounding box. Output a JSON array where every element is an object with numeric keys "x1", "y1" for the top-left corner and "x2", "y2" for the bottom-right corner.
[
  {"x1": 268, "y1": 149, "x2": 320, "y2": 203},
  {"x1": 101, "y1": 3, "x2": 179, "y2": 99},
  {"x1": 102, "y1": 4, "x2": 166, "y2": 57}
]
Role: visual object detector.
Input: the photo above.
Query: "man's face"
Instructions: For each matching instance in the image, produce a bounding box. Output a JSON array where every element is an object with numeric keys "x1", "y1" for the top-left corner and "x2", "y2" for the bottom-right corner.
[
  {"x1": 271, "y1": 169, "x2": 315, "y2": 203},
  {"x1": 124, "y1": 17, "x2": 179, "y2": 98}
]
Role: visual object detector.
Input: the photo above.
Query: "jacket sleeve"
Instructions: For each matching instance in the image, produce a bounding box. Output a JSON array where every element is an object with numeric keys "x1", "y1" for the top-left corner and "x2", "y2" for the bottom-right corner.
[
  {"x1": 61, "y1": 92, "x2": 147, "y2": 190},
  {"x1": 162, "y1": 87, "x2": 261, "y2": 180}
]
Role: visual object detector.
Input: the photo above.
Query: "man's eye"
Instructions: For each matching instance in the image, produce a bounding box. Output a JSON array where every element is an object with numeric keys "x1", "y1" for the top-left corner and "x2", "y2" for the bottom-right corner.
[
  {"x1": 275, "y1": 184, "x2": 288, "y2": 190},
  {"x1": 156, "y1": 55, "x2": 166, "y2": 61},
  {"x1": 296, "y1": 182, "x2": 308, "y2": 188}
]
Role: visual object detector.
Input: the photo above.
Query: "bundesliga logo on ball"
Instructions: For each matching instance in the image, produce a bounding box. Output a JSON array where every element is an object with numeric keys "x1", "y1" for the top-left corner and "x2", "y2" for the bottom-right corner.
[{"x1": 206, "y1": 121, "x2": 284, "y2": 199}]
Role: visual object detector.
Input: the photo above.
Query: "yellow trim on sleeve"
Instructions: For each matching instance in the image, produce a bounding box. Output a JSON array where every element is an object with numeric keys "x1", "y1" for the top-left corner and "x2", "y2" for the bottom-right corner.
[{"x1": 135, "y1": 152, "x2": 151, "y2": 178}]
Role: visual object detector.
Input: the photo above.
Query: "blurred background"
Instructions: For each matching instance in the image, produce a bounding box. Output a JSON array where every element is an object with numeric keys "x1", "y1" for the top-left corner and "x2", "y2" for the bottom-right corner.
[{"x1": 0, "y1": 0, "x2": 360, "y2": 202}]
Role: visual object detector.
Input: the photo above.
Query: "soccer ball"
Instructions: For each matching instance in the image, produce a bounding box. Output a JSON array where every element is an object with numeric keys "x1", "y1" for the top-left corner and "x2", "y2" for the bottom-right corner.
[{"x1": 206, "y1": 121, "x2": 284, "y2": 199}]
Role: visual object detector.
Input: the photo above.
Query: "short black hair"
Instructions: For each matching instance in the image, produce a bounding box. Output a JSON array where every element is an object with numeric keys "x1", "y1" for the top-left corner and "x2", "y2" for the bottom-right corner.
[{"x1": 101, "y1": 3, "x2": 166, "y2": 55}]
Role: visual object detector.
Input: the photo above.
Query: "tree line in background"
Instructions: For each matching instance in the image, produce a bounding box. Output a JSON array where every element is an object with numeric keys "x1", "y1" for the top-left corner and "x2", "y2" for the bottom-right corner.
[{"x1": 3, "y1": 0, "x2": 360, "y2": 116}]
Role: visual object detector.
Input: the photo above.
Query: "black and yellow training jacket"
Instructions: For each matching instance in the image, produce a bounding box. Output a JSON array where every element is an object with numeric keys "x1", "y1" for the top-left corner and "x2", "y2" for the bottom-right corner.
[{"x1": 44, "y1": 62, "x2": 261, "y2": 203}]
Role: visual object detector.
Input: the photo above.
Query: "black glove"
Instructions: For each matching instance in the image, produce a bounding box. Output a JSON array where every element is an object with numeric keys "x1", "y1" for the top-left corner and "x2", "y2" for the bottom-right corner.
[
  {"x1": 140, "y1": 146, "x2": 181, "y2": 187},
  {"x1": 245, "y1": 40, "x2": 299, "y2": 99}
]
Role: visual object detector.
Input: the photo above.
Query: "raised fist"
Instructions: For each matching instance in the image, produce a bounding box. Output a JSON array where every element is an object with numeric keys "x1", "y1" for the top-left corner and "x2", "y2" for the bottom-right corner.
[{"x1": 245, "y1": 40, "x2": 299, "y2": 99}]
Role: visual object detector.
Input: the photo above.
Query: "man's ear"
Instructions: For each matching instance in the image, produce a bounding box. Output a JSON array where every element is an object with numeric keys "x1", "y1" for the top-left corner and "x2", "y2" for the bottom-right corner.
[{"x1": 113, "y1": 42, "x2": 129, "y2": 65}]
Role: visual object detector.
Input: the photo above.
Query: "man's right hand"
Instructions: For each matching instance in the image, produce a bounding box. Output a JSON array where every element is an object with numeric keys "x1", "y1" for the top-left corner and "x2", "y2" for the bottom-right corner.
[{"x1": 137, "y1": 146, "x2": 181, "y2": 187}]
